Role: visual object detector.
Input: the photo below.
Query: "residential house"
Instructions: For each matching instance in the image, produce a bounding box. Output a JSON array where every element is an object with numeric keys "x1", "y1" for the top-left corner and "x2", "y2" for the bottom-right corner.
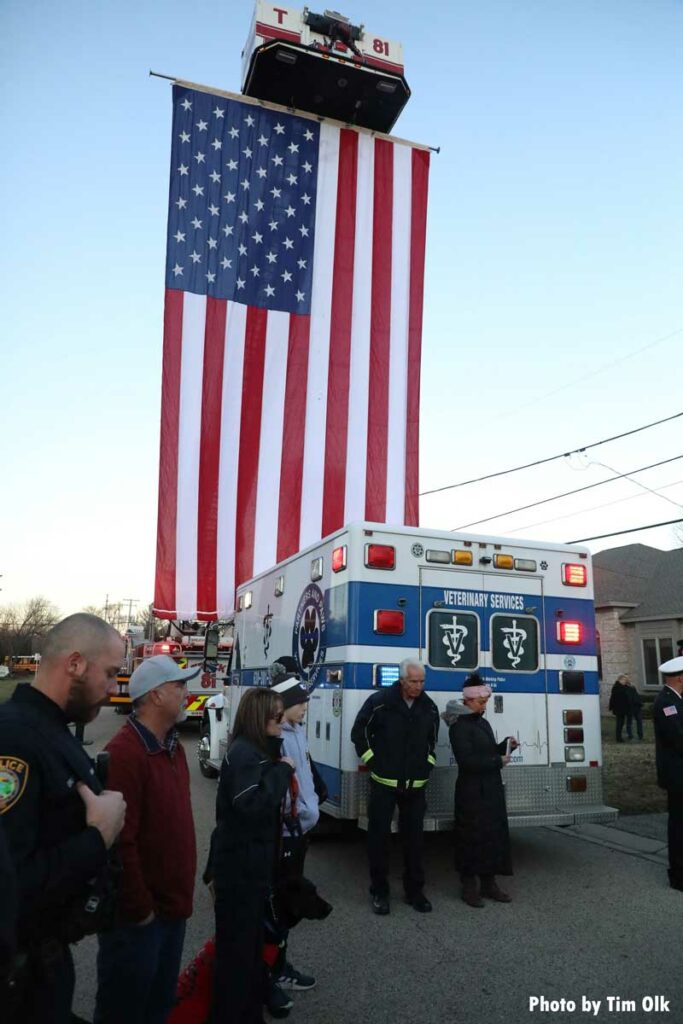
[{"x1": 593, "y1": 543, "x2": 683, "y2": 709}]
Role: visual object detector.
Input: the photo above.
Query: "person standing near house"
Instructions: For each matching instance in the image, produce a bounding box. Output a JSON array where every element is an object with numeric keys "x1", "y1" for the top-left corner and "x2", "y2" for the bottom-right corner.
[
  {"x1": 608, "y1": 675, "x2": 633, "y2": 742},
  {"x1": 653, "y1": 656, "x2": 683, "y2": 891},
  {"x1": 95, "y1": 655, "x2": 199, "y2": 1024},
  {"x1": 625, "y1": 677, "x2": 644, "y2": 741}
]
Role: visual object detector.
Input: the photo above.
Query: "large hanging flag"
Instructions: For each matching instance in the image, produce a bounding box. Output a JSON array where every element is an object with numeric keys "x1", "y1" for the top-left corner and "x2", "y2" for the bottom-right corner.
[{"x1": 154, "y1": 83, "x2": 430, "y2": 619}]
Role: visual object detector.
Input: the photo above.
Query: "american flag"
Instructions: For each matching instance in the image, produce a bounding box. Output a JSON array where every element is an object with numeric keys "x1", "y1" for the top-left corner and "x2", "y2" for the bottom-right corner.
[{"x1": 154, "y1": 84, "x2": 430, "y2": 619}]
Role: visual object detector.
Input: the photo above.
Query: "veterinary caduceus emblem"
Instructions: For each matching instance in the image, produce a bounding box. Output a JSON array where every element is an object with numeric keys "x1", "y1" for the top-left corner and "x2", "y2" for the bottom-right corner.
[
  {"x1": 263, "y1": 605, "x2": 273, "y2": 659},
  {"x1": 501, "y1": 619, "x2": 527, "y2": 668},
  {"x1": 440, "y1": 616, "x2": 469, "y2": 666}
]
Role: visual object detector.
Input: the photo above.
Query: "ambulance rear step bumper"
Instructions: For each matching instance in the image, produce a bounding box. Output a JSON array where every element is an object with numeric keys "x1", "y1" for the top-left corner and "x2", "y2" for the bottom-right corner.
[{"x1": 357, "y1": 805, "x2": 618, "y2": 832}]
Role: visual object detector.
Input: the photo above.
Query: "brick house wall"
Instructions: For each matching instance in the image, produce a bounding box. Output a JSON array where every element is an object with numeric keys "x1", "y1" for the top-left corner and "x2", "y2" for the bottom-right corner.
[{"x1": 596, "y1": 606, "x2": 633, "y2": 712}]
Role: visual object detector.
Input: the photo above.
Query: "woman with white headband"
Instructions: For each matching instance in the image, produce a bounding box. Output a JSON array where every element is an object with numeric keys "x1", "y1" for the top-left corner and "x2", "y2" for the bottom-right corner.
[{"x1": 442, "y1": 673, "x2": 519, "y2": 908}]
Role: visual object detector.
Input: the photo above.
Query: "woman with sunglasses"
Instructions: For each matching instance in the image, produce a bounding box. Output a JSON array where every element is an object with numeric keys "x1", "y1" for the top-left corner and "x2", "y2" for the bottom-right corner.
[{"x1": 207, "y1": 688, "x2": 294, "y2": 1024}]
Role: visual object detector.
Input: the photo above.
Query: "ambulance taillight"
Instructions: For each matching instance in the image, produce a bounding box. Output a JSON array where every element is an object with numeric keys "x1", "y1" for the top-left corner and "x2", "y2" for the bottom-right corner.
[
  {"x1": 562, "y1": 563, "x2": 587, "y2": 587},
  {"x1": 566, "y1": 776, "x2": 588, "y2": 793},
  {"x1": 557, "y1": 621, "x2": 583, "y2": 644},
  {"x1": 374, "y1": 610, "x2": 404, "y2": 635},
  {"x1": 365, "y1": 544, "x2": 396, "y2": 570},
  {"x1": 332, "y1": 546, "x2": 347, "y2": 573}
]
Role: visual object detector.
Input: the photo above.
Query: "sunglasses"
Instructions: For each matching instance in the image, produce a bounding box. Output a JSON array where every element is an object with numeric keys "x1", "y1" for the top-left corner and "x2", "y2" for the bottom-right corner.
[{"x1": 270, "y1": 711, "x2": 284, "y2": 723}]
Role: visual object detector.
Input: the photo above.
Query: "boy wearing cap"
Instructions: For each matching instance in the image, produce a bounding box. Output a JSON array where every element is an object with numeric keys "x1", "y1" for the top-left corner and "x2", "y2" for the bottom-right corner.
[
  {"x1": 94, "y1": 655, "x2": 199, "y2": 1024},
  {"x1": 653, "y1": 656, "x2": 683, "y2": 891},
  {"x1": 269, "y1": 661, "x2": 326, "y2": 1002}
]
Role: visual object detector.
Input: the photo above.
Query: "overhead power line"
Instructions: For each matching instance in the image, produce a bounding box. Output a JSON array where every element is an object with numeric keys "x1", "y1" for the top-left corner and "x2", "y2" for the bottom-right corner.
[
  {"x1": 451, "y1": 454, "x2": 683, "y2": 531},
  {"x1": 567, "y1": 518, "x2": 683, "y2": 544},
  {"x1": 506, "y1": 476, "x2": 683, "y2": 536},
  {"x1": 420, "y1": 409, "x2": 683, "y2": 497}
]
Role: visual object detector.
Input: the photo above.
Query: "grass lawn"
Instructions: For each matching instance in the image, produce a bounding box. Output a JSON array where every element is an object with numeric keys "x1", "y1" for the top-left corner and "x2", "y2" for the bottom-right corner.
[
  {"x1": 601, "y1": 715, "x2": 667, "y2": 815},
  {"x1": 0, "y1": 676, "x2": 21, "y2": 704}
]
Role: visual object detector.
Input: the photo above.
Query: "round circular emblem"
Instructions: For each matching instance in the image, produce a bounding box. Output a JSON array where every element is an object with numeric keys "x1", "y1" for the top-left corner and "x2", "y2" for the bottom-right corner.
[
  {"x1": 332, "y1": 691, "x2": 342, "y2": 717},
  {"x1": 0, "y1": 769, "x2": 19, "y2": 805},
  {"x1": 564, "y1": 656, "x2": 577, "y2": 670},
  {"x1": 292, "y1": 583, "x2": 327, "y2": 687},
  {"x1": 411, "y1": 543, "x2": 424, "y2": 557}
]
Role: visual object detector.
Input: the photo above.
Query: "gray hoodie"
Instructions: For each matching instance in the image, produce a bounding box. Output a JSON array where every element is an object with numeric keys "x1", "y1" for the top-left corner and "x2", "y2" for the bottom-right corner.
[{"x1": 280, "y1": 720, "x2": 320, "y2": 836}]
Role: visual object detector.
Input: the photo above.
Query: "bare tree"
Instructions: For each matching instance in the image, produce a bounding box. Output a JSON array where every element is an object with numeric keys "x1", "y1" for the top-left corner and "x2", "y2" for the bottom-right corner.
[
  {"x1": 135, "y1": 605, "x2": 166, "y2": 642},
  {"x1": 81, "y1": 603, "x2": 124, "y2": 628},
  {"x1": 0, "y1": 596, "x2": 60, "y2": 661}
]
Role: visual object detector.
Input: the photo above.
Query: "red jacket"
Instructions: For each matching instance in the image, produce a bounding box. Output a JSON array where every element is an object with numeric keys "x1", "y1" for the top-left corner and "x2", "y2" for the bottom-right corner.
[{"x1": 105, "y1": 717, "x2": 196, "y2": 923}]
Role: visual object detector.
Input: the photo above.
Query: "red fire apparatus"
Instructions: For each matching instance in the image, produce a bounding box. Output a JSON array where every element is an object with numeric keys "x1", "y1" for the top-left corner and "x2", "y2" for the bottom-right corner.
[{"x1": 110, "y1": 622, "x2": 232, "y2": 722}]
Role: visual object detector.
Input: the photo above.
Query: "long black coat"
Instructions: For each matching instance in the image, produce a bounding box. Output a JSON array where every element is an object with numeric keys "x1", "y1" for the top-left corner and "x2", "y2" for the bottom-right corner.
[
  {"x1": 608, "y1": 681, "x2": 631, "y2": 715},
  {"x1": 449, "y1": 713, "x2": 512, "y2": 876}
]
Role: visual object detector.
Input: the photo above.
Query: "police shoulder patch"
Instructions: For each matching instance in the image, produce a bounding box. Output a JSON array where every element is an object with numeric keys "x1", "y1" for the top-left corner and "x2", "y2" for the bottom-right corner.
[
  {"x1": 663, "y1": 705, "x2": 678, "y2": 717},
  {"x1": 0, "y1": 756, "x2": 30, "y2": 813}
]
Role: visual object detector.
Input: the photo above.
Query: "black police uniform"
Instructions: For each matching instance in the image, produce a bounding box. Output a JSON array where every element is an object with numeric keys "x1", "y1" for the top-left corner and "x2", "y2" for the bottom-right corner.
[
  {"x1": 0, "y1": 818, "x2": 17, "y2": 975},
  {"x1": 653, "y1": 683, "x2": 683, "y2": 889},
  {"x1": 0, "y1": 685, "x2": 110, "y2": 1023}
]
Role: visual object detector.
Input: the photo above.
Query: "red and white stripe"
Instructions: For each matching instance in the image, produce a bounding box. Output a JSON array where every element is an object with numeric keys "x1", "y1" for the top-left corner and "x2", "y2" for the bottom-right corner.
[{"x1": 154, "y1": 121, "x2": 430, "y2": 619}]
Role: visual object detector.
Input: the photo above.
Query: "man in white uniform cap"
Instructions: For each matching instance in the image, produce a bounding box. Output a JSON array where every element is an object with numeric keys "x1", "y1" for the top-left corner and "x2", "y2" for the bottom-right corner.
[{"x1": 653, "y1": 655, "x2": 683, "y2": 890}]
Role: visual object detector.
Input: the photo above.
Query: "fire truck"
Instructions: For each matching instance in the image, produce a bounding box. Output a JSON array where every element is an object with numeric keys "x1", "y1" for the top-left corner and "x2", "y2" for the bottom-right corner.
[
  {"x1": 198, "y1": 522, "x2": 617, "y2": 830},
  {"x1": 241, "y1": 2, "x2": 410, "y2": 132},
  {"x1": 111, "y1": 622, "x2": 232, "y2": 722}
]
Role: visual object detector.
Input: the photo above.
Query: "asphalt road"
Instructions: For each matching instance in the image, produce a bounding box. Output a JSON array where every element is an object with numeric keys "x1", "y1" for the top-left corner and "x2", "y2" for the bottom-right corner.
[{"x1": 71, "y1": 708, "x2": 682, "y2": 1024}]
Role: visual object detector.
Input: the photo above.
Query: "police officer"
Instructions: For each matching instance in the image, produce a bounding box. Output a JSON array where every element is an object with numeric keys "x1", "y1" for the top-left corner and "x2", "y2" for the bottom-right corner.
[
  {"x1": 0, "y1": 613, "x2": 127, "y2": 1023},
  {"x1": 351, "y1": 658, "x2": 439, "y2": 915},
  {"x1": 652, "y1": 655, "x2": 683, "y2": 891},
  {"x1": 0, "y1": 818, "x2": 17, "y2": 977}
]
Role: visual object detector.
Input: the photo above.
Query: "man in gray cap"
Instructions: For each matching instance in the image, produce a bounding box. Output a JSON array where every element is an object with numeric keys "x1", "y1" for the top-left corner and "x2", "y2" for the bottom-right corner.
[
  {"x1": 653, "y1": 655, "x2": 683, "y2": 891},
  {"x1": 94, "y1": 655, "x2": 200, "y2": 1024}
]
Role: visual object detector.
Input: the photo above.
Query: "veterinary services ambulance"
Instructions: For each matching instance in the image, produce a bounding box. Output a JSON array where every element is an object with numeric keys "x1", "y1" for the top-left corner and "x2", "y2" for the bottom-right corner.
[{"x1": 199, "y1": 522, "x2": 617, "y2": 828}]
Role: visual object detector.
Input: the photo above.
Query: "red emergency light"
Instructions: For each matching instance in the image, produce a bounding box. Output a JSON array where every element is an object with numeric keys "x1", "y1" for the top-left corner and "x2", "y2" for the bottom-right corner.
[
  {"x1": 562, "y1": 563, "x2": 587, "y2": 587},
  {"x1": 557, "y1": 621, "x2": 583, "y2": 645},
  {"x1": 332, "y1": 545, "x2": 347, "y2": 573},
  {"x1": 374, "y1": 609, "x2": 404, "y2": 635},
  {"x1": 365, "y1": 544, "x2": 395, "y2": 570}
]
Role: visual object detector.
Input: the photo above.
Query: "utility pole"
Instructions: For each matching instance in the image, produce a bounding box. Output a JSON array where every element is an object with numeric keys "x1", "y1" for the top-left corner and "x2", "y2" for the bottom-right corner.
[{"x1": 121, "y1": 598, "x2": 139, "y2": 633}]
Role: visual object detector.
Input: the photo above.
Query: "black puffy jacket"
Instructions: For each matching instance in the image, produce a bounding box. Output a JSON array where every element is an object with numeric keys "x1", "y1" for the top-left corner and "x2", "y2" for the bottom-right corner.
[
  {"x1": 351, "y1": 683, "x2": 439, "y2": 789},
  {"x1": 207, "y1": 736, "x2": 293, "y2": 888}
]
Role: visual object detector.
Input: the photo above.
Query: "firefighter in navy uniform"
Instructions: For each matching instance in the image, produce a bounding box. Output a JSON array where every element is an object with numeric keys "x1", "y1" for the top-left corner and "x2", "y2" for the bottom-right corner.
[
  {"x1": 653, "y1": 655, "x2": 683, "y2": 892},
  {"x1": 0, "y1": 614, "x2": 126, "y2": 1024},
  {"x1": 351, "y1": 658, "x2": 439, "y2": 915}
]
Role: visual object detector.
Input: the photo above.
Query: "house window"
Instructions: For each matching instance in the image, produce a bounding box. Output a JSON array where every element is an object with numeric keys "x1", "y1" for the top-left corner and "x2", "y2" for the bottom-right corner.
[{"x1": 642, "y1": 637, "x2": 674, "y2": 687}]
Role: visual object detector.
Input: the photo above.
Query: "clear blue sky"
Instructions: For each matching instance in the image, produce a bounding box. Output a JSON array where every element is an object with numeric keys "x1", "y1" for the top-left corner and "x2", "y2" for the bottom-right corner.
[{"x1": 1, "y1": 0, "x2": 682, "y2": 615}]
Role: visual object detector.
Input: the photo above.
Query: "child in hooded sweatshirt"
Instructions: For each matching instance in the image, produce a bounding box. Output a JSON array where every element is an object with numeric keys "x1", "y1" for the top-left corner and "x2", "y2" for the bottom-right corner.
[{"x1": 267, "y1": 661, "x2": 328, "y2": 1016}]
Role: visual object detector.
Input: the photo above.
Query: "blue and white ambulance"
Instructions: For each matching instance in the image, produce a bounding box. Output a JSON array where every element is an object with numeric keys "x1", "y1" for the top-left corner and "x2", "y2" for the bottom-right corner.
[{"x1": 199, "y1": 522, "x2": 617, "y2": 828}]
